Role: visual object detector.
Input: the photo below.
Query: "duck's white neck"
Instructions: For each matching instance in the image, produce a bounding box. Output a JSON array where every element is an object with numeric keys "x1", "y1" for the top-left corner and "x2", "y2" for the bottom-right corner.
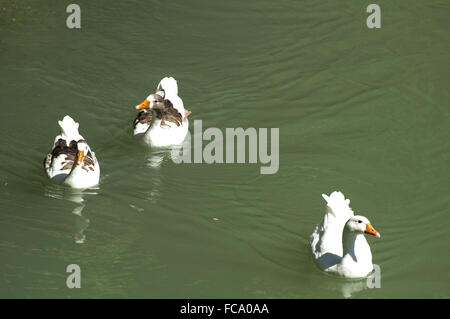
[{"x1": 342, "y1": 231, "x2": 372, "y2": 264}]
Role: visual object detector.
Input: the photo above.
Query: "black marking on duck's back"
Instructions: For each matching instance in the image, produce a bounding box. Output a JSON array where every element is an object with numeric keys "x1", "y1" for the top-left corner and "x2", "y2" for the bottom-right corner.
[
  {"x1": 132, "y1": 92, "x2": 182, "y2": 129},
  {"x1": 44, "y1": 138, "x2": 77, "y2": 171},
  {"x1": 81, "y1": 150, "x2": 96, "y2": 172},
  {"x1": 133, "y1": 110, "x2": 153, "y2": 128},
  {"x1": 75, "y1": 138, "x2": 97, "y2": 171},
  {"x1": 156, "y1": 99, "x2": 182, "y2": 127},
  {"x1": 44, "y1": 139, "x2": 97, "y2": 173},
  {"x1": 51, "y1": 139, "x2": 77, "y2": 159}
]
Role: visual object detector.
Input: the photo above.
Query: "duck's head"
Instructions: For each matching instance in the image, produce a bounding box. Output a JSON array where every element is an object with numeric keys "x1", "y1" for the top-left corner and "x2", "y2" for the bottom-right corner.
[
  {"x1": 345, "y1": 216, "x2": 380, "y2": 238},
  {"x1": 76, "y1": 141, "x2": 89, "y2": 165},
  {"x1": 135, "y1": 91, "x2": 165, "y2": 110}
]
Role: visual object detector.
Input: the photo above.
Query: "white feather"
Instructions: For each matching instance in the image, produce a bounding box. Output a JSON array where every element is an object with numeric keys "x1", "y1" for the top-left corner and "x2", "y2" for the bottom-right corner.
[
  {"x1": 157, "y1": 76, "x2": 178, "y2": 97},
  {"x1": 57, "y1": 115, "x2": 83, "y2": 143}
]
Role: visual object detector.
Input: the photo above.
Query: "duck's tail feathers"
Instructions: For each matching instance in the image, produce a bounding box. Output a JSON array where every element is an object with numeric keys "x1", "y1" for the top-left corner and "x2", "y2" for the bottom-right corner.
[
  {"x1": 157, "y1": 76, "x2": 178, "y2": 96},
  {"x1": 321, "y1": 191, "x2": 354, "y2": 222},
  {"x1": 58, "y1": 115, "x2": 81, "y2": 142}
]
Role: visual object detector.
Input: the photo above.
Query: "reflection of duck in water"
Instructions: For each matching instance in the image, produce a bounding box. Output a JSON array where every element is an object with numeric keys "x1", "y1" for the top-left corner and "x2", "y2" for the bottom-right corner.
[
  {"x1": 341, "y1": 280, "x2": 367, "y2": 298},
  {"x1": 339, "y1": 263, "x2": 381, "y2": 298},
  {"x1": 44, "y1": 185, "x2": 96, "y2": 244},
  {"x1": 133, "y1": 77, "x2": 191, "y2": 147},
  {"x1": 72, "y1": 202, "x2": 89, "y2": 244},
  {"x1": 44, "y1": 116, "x2": 100, "y2": 188}
]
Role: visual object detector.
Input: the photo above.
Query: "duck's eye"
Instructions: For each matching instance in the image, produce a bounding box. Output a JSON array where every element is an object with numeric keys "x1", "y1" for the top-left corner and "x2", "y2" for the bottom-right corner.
[{"x1": 358, "y1": 220, "x2": 362, "y2": 223}]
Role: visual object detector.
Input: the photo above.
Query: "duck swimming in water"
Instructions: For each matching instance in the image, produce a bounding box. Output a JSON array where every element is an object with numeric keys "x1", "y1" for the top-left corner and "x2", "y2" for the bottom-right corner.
[
  {"x1": 44, "y1": 115, "x2": 100, "y2": 189},
  {"x1": 309, "y1": 191, "x2": 380, "y2": 278},
  {"x1": 133, "y1": 76, "x2": 191, "y2": 147}
]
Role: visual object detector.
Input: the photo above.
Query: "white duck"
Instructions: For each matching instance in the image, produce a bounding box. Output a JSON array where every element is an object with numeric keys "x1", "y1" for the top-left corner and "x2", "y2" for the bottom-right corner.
[
  {"x1": 44, "y1": 116, "x2": 100, "y2": 189},
  {"x1": 133, "y1": 76, "x2": 191, "y2": 147},
  {"x1": 309, "y1": 191, "x2": 380, "y2": 278}
]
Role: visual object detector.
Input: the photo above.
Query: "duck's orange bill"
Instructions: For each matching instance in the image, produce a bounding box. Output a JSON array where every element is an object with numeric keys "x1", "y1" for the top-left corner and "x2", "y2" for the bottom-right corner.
[
  {"x1": 365, "y1": 223, "x2": 380, "y2": 238},
  {"x1": 77, "y1": 150, "x2": 85, "y2": 165},
  {"x1": 136, "y1": 99, "x2": 150, "y2": 110}
]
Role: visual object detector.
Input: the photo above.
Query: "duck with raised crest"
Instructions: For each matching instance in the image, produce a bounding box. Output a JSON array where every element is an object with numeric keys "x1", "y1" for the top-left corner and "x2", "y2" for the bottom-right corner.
[{"x1": 309, "y1": 191, "x2": 380, "y2": 278}]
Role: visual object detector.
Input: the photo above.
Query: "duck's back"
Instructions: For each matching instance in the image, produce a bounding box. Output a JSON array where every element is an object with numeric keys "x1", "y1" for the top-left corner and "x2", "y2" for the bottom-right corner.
[
  {"x1": 44, "y1": 139, "x2": 77, "y2": 181},
  {"x1": 310, "y1": 192, "x2": 354, "y2": 269}
]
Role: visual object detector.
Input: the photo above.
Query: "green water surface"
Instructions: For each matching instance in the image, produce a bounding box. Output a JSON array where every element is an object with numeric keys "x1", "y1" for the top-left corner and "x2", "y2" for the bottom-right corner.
[{"x1": 0, "y1": 0, "x2": 449, "y2": 298}]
